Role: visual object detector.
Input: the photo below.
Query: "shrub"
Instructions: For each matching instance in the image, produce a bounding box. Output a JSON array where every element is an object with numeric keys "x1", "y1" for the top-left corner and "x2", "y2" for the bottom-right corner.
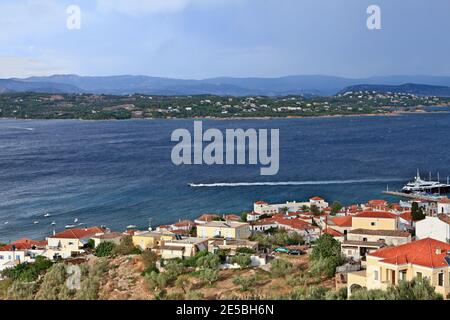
[
  {"x1": 236, "y1": 247, "x2": 256, "y2": 254},
  {"x1": 141, "y1": 250, "x2": 158, "y2": 269},
  {"x1": 230, "y1": 254, "x2": 252, "y2": 268},
  {"x1": 113, "y1": 236, "x2": 141, "y2": 255},
  {"x1": 2, "y1": 256, "x2": 52, "y2": 282},
  {"x1": 325, "y1": 287, "x2": 348, "y2": 300},
  {"x1": 6, "y1": 281, "x2": 38, "y2": 300},
  {"x1": 35, "y1": 263, "x2": 68, "y2": 300},
  {"x1": 270, "y1": 258, "x2": 293, "y2": 277},
  {"x1": 95, "y1": 242, "x2": 116, "y2": 257},
  {"x1": 198, "y1": 268, "x2": 219, "y2": 286},
  {"x1": 196, "y1": 253, "x2": 220, "y2": 269},
  {"x1": 233, "y1": 275, "x2": 258, "y2": 291}
]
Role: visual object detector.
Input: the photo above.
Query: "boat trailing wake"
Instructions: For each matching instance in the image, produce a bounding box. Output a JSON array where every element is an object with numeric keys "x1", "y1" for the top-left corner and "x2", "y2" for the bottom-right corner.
[{"x1": 189, "y1": 178, "x2": 404, "y2": 188}]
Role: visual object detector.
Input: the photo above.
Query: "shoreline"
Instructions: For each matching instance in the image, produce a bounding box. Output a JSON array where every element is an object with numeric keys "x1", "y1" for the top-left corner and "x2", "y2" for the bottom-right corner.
[{"x1": 2, "y1": 110, "x2": 450, "y2": 122}]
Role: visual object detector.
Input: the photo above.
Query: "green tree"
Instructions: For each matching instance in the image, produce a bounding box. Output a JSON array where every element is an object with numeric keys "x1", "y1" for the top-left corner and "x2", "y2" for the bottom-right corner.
[
  {"x1": 196, "y1": 253, "x2": 220, "y2": 269},
  {"x1": 310, "y1": 205, "x2": 321, "y2": 216},
  {"x1": 95, "y1": 242, "x2": 116, "y2": 257},
  {"x1": 241, "y1": 212, "x2": 249, "y2": 222},
  {"x1": 387, "y1": 277, "x2": 443, "y2": 300},
  {"x1": 175, "y1": 275, "x2": 192, "y2": 294},
  {"x1": 411, "y1": 202, "x2": 426, "y2": 221},
  {"x1": 330, "y1": 201, "x2": 343, "y2": 215},
  {"x1": 311, "y1": 234, "x2": 342, "y2": 261},
  {"x1": 310, "y1": 234, "x2": 344, "y2": 278}
]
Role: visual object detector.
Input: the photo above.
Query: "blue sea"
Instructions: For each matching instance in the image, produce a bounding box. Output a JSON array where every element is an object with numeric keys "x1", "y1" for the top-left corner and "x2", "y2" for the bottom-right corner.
[{"x1": 1, "y1": 113, "x2": 450, "y2": 242}]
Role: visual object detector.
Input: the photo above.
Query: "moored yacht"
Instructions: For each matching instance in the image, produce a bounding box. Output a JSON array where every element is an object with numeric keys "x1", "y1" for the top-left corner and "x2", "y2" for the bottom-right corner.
[{"x1": 402, "y1": 170, "x2": 450, "y2": 194}]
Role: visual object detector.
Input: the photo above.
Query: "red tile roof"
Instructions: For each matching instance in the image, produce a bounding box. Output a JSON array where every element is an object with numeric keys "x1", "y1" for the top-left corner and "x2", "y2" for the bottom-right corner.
[
  {"x1": 355, "y1": 211, "x2": 397, "y2": 219},
  {"x1": 224, "y1": 214, "x2": 241, "y2": 221},
  {"x1": 331, "y1": 215, "x2": 352, "y2": 227},
  {"x1": 438, "y1": 214, "x2": 450, "y2": 225},
  {"x1": 369, "y1": 238, "x2": 450, "y2": 268},
  {"x1": 368, "y1": 199, "x2": 388, "y2": 206},
  {"x1": 0, "y1": 238, "x2": 47, "y2": 251},
  {"x1": 195, "y1": 214, "x2": 220, "y2": 222},
  {"x1": 439, "y1": 197, "x2": 450, "y2": 204},
  {"x1": 49, "y1": 227, "x2": 105, "y2": 239},
  {"x1": 324, "y1": 228, "x2": 344, "y2": 237},
  {"x1": 399, "y1": 211, "x2": 413, "y2": 222},
  {"x1": 173, "y1": 220, "x2": 195, "y2": 227},
  {"x1": 255, "y1": 201, "x2": 268, "y2": 205},
  {"x1": 310, "y1": 197, "x2": 324, "y2": 201}
]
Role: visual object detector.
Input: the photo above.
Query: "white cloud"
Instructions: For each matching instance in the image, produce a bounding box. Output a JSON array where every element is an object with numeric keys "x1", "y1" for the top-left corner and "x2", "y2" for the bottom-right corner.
[
  {"x1": 96, "y1": 0, "x2": 194, "y2": 16},
  {"x1": 0, "y1": 57, "x2": 69, "y2": 78}
]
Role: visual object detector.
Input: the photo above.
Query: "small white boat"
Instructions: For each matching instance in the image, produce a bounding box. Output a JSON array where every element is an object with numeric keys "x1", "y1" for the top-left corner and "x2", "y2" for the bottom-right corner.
[
  {"x1": 51, "y1": 221, "x2": 56, "y2": 226},
  {"x1": 44, "y1": 213, "x2": 51, "y2": 218},
  {"x1": 4, "y1": 221, "x2": 8, "y2": 225},
  {"x1": 74, "y1": 218, "x2": 79, "y2": 223},
  {"x1": 126, "y1": 225, "x2": 137, "y2": 229},
  {"x1": 33, "y1": 221, "x2": 39, "y2": 225},
  {"x1": 65, "y1": 224, "x2": 76, "y2": 229}
]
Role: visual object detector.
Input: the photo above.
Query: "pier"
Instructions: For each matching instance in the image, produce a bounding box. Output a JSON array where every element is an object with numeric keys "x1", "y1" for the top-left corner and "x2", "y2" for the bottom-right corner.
[{"x1": 382, "y1": 191, "x2": 443, "y2": 202}]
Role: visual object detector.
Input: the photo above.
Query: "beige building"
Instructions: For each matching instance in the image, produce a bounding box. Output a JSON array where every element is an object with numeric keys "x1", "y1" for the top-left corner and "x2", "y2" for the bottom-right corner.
[
  {"x1": 341, "y1": 229, "x2": 411, "y2": 262},
  {"x1": 160, "y1": 237, "x2": 208, "y2": 260},
  {"x1": 132, "y1": 231, "x2": 176, "y2": 250},
  {"x1": 347, "y1": 238, "x2": 450, "y2": 298},
  {"x1": 91, "y1": 232, "x2": 124, "y2": 248},
  {"x1": 351, "y1": 211, "x2": 399, "y2": 231},
  {"x1": 197, "y1": 221, "x2": 251, "y2": 239}
]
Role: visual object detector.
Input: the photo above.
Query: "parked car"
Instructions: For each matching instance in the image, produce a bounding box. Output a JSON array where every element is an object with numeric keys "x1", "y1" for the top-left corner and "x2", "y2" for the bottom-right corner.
[{"x1": 273, "y1": 247, "x2": 290, "y2": 254}]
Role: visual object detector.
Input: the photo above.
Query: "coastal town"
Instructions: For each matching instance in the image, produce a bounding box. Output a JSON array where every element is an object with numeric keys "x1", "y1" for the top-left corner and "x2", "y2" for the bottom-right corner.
[
  {"x1": 1, "y1": 91, "x2": 449, "y2": 120},
  {"x1": 1, "y1": 187, "x2": 450, "y2": 300}
]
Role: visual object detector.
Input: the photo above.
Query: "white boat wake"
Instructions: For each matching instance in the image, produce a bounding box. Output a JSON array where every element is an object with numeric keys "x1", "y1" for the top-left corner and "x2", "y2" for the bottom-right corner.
[{"x1": 189, "y1": 178, "x2": 404, "y2": 188}]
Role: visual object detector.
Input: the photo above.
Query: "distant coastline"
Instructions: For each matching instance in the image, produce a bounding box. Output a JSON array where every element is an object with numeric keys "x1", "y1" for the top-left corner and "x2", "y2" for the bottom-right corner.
[{"x1": 3, "y1": 109, "x2": 450, "y2": 122}]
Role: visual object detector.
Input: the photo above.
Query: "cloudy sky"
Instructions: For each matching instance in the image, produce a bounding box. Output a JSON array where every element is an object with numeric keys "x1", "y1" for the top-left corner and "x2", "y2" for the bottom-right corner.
[{"x1": 1, "y1": 0, "x2": 449, "y2": 79}]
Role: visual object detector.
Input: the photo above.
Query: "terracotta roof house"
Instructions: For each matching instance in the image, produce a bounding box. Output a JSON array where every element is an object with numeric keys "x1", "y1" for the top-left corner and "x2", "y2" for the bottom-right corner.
[
  {"x1": 45, "y1": 226, "x2": 107, "y2": 259},
  {"x1": 347, "y1": 238, "x2": 450, "y2": 298},
  {"x1": 352, "y1": 211, "x2": 399, "y2": 231},
  {"x1": 0, "y1": 238, "x2": 47, "y2": 271},
  {"x1": 194, "y1": 214, "x2": 221, "y2": 225}
]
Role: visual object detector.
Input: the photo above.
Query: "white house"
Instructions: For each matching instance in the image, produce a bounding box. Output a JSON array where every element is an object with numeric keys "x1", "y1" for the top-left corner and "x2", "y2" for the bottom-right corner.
[
  {"x1": 0, "y1": 239, "x2": 47, "y2": 271},
  {"x1": 44, "y1": 226, "x2": 106, "y2": 259},
  {"x1": 416, "y1": 214, "x2": 450, "y2": 243}
]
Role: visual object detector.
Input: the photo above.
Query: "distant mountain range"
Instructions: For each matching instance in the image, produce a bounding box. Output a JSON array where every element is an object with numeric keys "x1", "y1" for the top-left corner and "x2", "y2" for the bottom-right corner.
[
  {"x1": 1, "y1": 74, "x2": 450, "y2": 96},
  {"x1": 340, "y1": 83, "x2": 450, "y2": 97}
]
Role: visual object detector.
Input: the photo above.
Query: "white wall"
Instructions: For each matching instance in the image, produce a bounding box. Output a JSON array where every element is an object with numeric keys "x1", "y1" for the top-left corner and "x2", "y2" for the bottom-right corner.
[{"x1": 416, "y1": 217, "x2": 450, "y2": 243}]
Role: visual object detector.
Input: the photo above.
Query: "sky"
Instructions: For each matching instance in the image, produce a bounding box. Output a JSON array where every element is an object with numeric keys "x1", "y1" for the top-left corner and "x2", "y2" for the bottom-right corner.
[{"x1": 0, "y1": 0, "x2": 449, "y2": 79}]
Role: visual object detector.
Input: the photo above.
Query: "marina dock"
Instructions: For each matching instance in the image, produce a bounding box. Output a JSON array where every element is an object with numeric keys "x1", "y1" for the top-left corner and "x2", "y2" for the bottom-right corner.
[{"x1": 382, "y1": 191, "x2": 443, "y2": 202}]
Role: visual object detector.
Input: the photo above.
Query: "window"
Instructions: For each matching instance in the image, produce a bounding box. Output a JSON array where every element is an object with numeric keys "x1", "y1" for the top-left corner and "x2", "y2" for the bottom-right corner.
[
  {"x1": 371, "y1": 222, "x2": 376, "y2": 226},
  {"x1": 416, "y1": 272, "x2": 422, "y2": 280},
  {"x1": 374, "y1": 270, "x2": 379, "y2": 281},
  {"x1": 438, "y1": 273, "x2": 444, "y2": 287},
  {"x1": 400, "y1": 270, "x2": 407, "y2": 281}
]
